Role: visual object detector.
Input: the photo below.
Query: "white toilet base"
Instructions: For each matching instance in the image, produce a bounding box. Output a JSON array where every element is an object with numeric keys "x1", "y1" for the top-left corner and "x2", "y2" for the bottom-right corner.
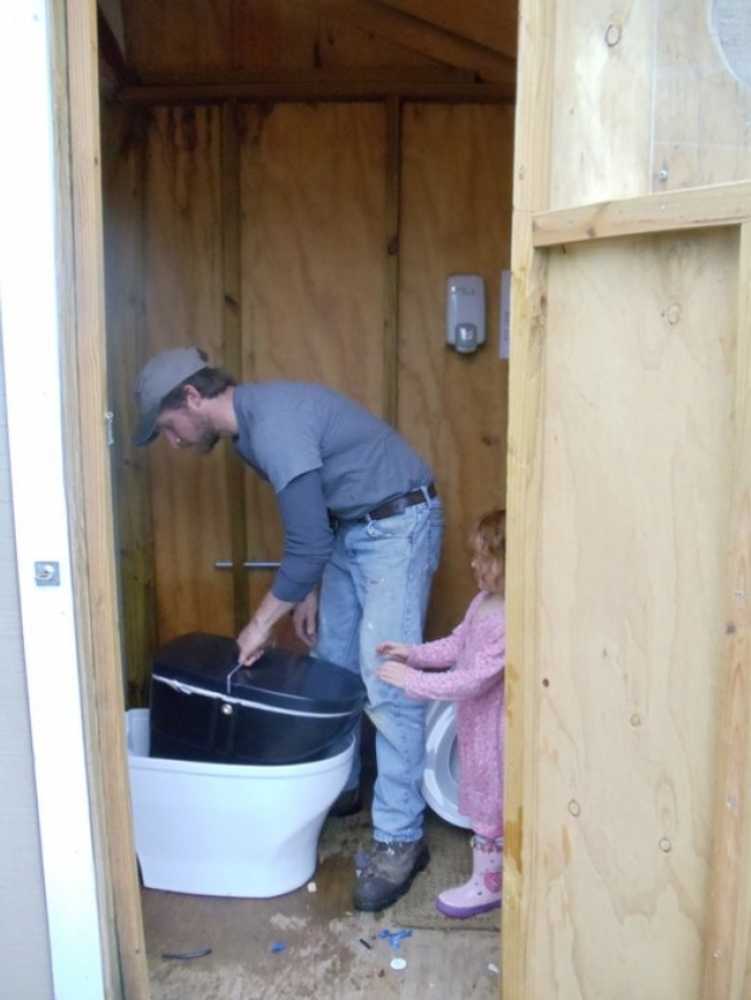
[{"x1": 127, "y1": 709, "x2": 354, "y2": 898}]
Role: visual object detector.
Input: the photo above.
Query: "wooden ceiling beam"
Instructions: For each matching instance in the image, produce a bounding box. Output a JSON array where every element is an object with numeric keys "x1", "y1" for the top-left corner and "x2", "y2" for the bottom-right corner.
[
  {"x1": 117, "y1": 78, "x2": 514, "y2": 104},
  {"x1": 97, "y1": 2, "x2": 140, "y2": 86},
  {"x1": 377, "y1": 0, "x2": 518, "y2": 61},
  {"x1": 295, "y1": 0, "x2": 517, "y2": 84}
]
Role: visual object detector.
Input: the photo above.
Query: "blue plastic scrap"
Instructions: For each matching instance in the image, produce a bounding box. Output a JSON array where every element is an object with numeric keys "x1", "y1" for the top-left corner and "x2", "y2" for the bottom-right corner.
[
  {"x1": 271, "y1": 941, "x2": 287, "y2": 954},
  {"x1": 377, "y1": 928, "x2": 413, "y2": 950}
]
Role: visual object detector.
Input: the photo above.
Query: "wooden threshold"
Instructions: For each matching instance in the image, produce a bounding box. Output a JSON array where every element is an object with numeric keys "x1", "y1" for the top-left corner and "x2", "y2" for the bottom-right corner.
[
  {"x1": 118, "y1": 79, "x2": 514, "y2": 105},
  {"x1": 532, "y1": 180, "x2": 751, "y2": 247}
]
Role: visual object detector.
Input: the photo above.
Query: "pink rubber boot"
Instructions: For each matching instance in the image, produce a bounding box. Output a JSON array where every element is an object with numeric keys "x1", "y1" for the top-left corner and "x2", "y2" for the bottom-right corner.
[{"x1": 435, "y1": 835, "x2": 502, "y2": 919}]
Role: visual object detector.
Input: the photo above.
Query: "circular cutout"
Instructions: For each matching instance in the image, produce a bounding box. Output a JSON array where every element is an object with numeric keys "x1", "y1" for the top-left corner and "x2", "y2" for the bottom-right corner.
[{"x1": 712, "y1": 1, "x2": 751, "y2": 89}]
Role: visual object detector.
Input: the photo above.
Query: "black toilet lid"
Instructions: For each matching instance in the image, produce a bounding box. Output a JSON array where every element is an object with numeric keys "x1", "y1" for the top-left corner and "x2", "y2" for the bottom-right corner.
[{"x1": 152, "y1": 632, "x2": 366, "y2": 717}]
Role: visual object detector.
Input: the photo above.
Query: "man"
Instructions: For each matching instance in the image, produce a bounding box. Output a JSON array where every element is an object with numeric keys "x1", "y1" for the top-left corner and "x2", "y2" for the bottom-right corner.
[{"x1": 133, "y1": 346, "x2": 444, "y2": 910}]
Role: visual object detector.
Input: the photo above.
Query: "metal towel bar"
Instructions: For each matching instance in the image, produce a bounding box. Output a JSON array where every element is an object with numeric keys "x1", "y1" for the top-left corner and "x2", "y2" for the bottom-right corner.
[{"x1": 214, "y1": 560, "x2": 281, "y2": 570}]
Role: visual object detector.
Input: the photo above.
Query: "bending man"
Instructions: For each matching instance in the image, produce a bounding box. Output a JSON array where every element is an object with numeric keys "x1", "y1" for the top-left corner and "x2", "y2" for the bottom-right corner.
[{"x1": 133, "y1": 346, "x2": 444, "y2": 910}]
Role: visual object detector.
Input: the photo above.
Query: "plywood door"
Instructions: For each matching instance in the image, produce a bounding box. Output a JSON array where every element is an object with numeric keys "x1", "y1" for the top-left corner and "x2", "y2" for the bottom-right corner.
[
  {"x1": 238, "y1": 102, "x2": 387, "y2": 615},
  {"x1": 399, "y1": 103, "x2": 514, "y2": 637},
  {"x1": 143, "y1": 106, "x2": 235, "y2": 642},
  {"x1": 523, "y1": 229, "x2": 736, "y2": 998}
]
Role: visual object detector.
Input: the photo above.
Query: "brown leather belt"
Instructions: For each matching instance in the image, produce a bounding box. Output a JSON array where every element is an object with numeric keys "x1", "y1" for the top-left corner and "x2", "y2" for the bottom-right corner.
[{"x1": 361, "y1": 483, "x2": 437, "y2": 522}]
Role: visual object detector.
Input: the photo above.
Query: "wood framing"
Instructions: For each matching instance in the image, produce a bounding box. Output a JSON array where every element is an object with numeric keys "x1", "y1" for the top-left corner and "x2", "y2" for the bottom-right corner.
[
  {"x1": 292, "y1": 0, "x2": 516, "y2": 83},
  {"x1": 502, "y1": 0, "x2": 554, "y2": 992},
  {"x1": 118, "y1": 78, "x2": 513, "y2": 104},
  {"x1": 221, "y1": 102, "x2": 250, "y2": 635},
  {"x1": 382, "y1": 96, "x2": 401, "y2": 425},
  {"x1": 702, "y1": 221, "x2": 751, "y2": 998},
  {"x1": 378, "y1": 0, "x2": 518, "y2": 60},
  {"x1": 63, "y1": 0, "x2": 150, "y2": 996},
  {"x1": 97, "y1": 2, "x2": 139, "y2": 86},
  {"x1": 532, "y1": 181, "x2": 751, "y2": 248}
]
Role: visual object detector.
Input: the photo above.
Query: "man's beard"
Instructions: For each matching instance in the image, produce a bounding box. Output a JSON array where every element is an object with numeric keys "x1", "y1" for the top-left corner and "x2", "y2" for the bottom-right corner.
[{"x1": 194, "y1": 429, "x2": 220, "y2": 454}]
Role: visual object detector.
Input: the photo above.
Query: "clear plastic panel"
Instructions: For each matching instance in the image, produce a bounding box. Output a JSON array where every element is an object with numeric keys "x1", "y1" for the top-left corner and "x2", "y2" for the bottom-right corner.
[
  {"x1": 548, "y1": 0, "x2": 751, "y2": 209},
  {"x1": 652, "y1": 0, "x2": 751, "y2": 192}
]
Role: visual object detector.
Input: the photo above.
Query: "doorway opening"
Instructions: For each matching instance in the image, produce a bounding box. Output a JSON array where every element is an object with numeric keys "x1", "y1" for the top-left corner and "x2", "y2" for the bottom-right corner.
[{"x1": 95, "y1": 3, "x2": 516, "y2": 995}]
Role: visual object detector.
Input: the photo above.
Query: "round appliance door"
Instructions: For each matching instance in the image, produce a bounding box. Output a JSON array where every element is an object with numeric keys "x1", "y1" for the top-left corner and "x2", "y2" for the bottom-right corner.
[{"x1": 422, "y1": 701, "x2": 471, "y2": 829}]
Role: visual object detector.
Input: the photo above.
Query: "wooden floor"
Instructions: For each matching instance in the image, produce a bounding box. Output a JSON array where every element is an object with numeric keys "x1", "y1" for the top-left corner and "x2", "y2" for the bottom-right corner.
[{"x1": 142, "y1": 806, "x2": 503, "y2": 999}]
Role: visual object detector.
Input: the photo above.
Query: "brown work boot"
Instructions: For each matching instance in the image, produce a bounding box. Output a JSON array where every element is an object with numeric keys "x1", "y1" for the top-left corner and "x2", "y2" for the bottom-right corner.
[{"x1": 353, "y1": 839, "x2": 430, "y2": 911}]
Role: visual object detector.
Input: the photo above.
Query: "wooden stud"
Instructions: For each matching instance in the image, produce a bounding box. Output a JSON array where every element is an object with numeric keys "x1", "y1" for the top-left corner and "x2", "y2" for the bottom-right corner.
[
  {"x1": 702, "y1": 221, "x2": 751, "y2": 1000},
  {"x1": 502, "y1": 0, "x2": 555, "y2": 996},
  {"x1": 118, "y1": 79, "x2": 514, "y2": 105},
  {"x1": 101, "y1": 103, "x2": 156, "y2": 708},
  {"x1": 62, "y1": 0, "x2": 149, "y2": 996},
  {"x1": 532, "y1": 180, "x2": 751, "y2": 248},
  {"x1": 221, "y1": 101, "x2": 250, "y2": 635},
  {"x1": 383, "y1": 96, "x2": 401, "y2": 424}
]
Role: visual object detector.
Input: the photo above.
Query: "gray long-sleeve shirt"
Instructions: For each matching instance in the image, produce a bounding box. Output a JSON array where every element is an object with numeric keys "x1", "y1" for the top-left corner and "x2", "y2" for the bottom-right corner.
[{"x1": 232, "y1": 382, "x2": 433, "y2": 602}]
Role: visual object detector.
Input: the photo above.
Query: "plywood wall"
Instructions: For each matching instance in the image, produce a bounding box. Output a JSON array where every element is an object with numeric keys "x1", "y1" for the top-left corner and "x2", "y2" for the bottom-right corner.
[
  {"x1": 239, "y1": 101, "x2": 387, "y2": 612},
  {"x1": 142, "y1": 106, "x2": 235, "y2": 641},
  {"x1": 400, "y1": 102, "x2": 513, "y2": 632},
  {"x1": 548, "y1": 0, "x2": 751, "y2": 209},
  {"x1": 104, "y1": 98, "x2": 513, "y2": 680}
]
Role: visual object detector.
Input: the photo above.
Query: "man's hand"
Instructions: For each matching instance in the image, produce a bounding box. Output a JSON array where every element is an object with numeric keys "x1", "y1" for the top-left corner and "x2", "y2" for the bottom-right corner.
[
  {"x1": 376, "y1": 640, "x2": 412, "y2": 663},
  {"x1": 236, "y1": 618, "x2": 273, "y2": 667},
  {"x1": 293, "y1": 589, "x2": 319, "y2": 647},
  {"x1": 236, "y1": 590, "x2": 295, "y2": 666},
  {"x1": 377, "y1": 660, "x2": 411, "y2": 690}
]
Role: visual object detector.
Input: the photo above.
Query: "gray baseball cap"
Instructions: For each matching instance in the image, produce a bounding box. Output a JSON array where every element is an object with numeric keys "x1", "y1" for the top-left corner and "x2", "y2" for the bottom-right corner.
[{"x1": 133, "y1": 346, "x2": 208, "y2": 446}]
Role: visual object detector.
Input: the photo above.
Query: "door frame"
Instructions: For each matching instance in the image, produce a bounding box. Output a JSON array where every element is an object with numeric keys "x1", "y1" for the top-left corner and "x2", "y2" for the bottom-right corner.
[{"x1": 0, "y1": 0, "x2": 150, "y2": 997}]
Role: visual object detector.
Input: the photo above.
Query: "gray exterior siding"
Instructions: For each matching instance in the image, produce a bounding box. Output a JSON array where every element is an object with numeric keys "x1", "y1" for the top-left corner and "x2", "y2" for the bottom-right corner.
[{"x1": 0, "y1": 338, "x2": 54, "y2": 999}]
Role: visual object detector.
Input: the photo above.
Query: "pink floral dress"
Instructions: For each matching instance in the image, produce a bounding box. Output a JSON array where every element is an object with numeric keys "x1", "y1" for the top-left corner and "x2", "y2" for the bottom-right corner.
[{"x1": 405, "y1": 593, "x2": 505, "y2": 839}]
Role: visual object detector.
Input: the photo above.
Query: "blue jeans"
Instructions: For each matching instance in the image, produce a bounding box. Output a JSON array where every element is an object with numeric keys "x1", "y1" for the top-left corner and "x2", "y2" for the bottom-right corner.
[{"x1": 315, "y1": 495, "x2": 444, "y2": 843}]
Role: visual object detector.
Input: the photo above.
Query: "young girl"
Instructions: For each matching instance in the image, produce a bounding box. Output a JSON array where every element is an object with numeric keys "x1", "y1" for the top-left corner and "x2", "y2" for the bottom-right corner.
[{"x1": 376, "y1": 508, "x2": 505, "y2": 919}]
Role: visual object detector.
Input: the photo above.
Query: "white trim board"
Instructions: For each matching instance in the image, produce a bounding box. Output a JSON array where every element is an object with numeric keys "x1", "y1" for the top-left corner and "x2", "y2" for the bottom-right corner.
[{"x1": 0, "y1": 3, "x2": 106, "y2": 998}]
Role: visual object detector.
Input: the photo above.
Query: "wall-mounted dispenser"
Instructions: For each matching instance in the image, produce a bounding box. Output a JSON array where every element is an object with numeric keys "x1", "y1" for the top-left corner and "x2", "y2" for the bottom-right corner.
[{"x1": 446, "y1": 274, "x2": 486, "y2": 354}]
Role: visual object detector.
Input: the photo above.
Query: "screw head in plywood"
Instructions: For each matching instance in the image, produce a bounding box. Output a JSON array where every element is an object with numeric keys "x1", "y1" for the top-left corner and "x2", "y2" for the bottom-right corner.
[
  {"x1": 605, "y1": 23, "x2": 622, "y2": 46},
  {"x1": 666, "y1": 303, "x2": 682, "y2": 325}
]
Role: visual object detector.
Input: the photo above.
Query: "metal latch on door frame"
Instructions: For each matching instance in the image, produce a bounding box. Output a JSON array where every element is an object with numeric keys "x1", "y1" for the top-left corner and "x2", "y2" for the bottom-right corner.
[{"x1": 34, "y1": 561, "x2": 60, "y2": 586}]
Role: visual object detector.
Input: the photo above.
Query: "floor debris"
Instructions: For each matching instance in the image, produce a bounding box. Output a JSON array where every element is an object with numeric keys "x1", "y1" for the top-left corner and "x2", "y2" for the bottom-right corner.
[
  {"x1": 307, "y1": 881, "x2": 317, "y2": 893},
  {"x1": 270, "y1": 941, "x2": 287, "y2": 954},
  {"x1": 358, "y1": 938, "x2": 373, "y2": 950},
  {"x1": 390, "y1": 957, "x2": 407, "y2": 971},
  {"x1": 377, "y1": 927, "x2": 413, "y2": 950},
  {"x1": 160, "y1": 947, "x2": 212, "y2": 961},
  {"x1": 488, "y1": 963, "x2": 500, "y2": 975}
]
